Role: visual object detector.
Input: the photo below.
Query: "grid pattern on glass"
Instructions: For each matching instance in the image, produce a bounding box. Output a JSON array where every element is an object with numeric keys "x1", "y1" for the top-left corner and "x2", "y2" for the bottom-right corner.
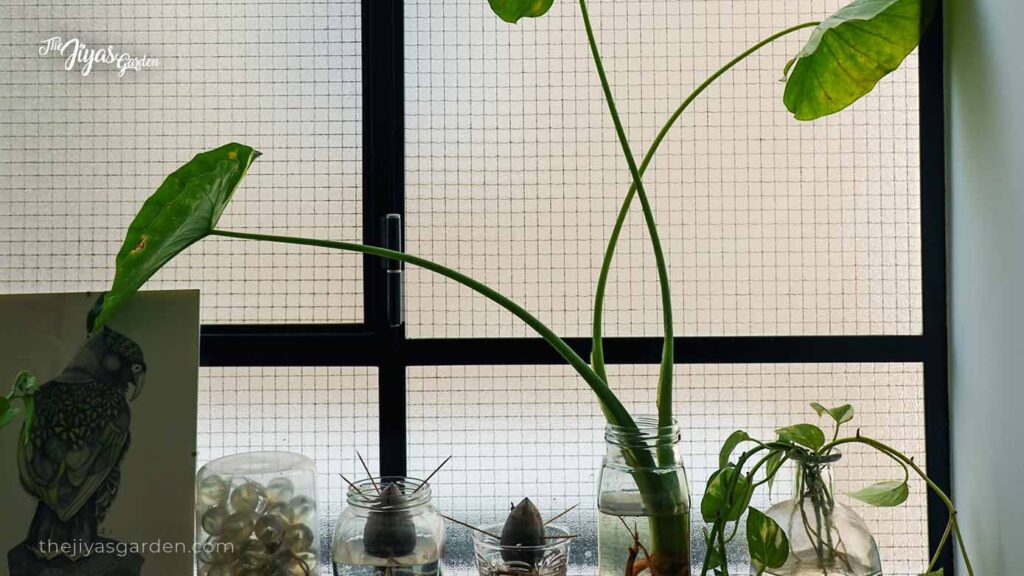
[
  {"x1": 408, "y1": 363, "x2": 928, "y2": 575},
  {"x1": 405, "y1": 0, "x2": 921, "y2": 338},
  {"x1": 198, "y1": 366, "x2": 379, "y2": 574},
  {"x1": 0, "y1": 0, "x2": 363, "y2": 323}
]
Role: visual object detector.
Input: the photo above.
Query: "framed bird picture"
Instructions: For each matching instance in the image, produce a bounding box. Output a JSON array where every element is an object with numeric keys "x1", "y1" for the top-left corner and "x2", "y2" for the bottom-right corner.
[{"x1": 0, "y1": 290, "x2": 201, "y2": 576}]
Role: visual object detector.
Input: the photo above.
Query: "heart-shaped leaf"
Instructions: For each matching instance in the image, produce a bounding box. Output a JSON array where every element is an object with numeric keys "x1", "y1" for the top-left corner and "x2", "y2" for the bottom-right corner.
[
  {"x1": 487, "y1": 0, "x2": 555, "y2": 23},
  {"x1": 747, "y1": 507, "x2": 789, "y2": 575},
  {"x1": 848, "y1": 480, "x2": 909, "y2": 507},
  {"x1": 719, "y1": 429, "x2": 750, "y2": 469},
  {"x1": 784, "y1": 0, "x2": 935, "y2": 120},
  {"x1": 702, "y1": 466, "x2": 753, "y2": 522},
  {"x1": 776, "y1": 424, "x2": 826, "y2": 451},
  {"x1": 811, "y1": 402, "x2": 855, "y2": 425},
  {"x1": 91, "y1": 143, "x2": 260, "y2": 330}
]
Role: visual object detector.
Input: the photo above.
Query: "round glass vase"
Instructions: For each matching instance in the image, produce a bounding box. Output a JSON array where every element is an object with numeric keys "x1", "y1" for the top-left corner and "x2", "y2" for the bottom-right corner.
[
  {"x1": 471, "y1": 522, "x2": 572, "y2": 576},
  {"x1": 597, "y1": 417, "x2": 691, "y2": 576},
  {"x1": 331, "y1": 477, "x2": 445, "y2": 576},
  {"x1": 195, "y1": 451, "x2": 320, "y2": 576},
  {"x1": 757, "y1": 453, "x2": 882, "y2": 576}
]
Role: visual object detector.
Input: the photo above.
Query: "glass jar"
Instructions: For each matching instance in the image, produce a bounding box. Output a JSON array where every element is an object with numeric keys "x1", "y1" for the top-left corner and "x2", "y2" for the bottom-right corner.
[
  {"x1": 759, "y1": 453, "x2": 882, "y2": 576},
  {"x1": 472, "y1": 522, "x2": 572, "y2": 576},
  {"x1": 331, "y1": 476, "x2": 445, "y2": 576},
  {"x1": 597, "y1": 417, "x2": 690, "y2": 576},
  {"x1": 195, "y1": 451, "x2": 320, "y2": 576}
]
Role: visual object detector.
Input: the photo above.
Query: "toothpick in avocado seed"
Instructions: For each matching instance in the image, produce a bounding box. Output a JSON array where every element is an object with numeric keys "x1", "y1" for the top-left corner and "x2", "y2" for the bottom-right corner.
[
  {"x1": 413, "y1": 455, "x2": 452, "y2": 493},
  {"x1": 356, "y1": 450, "x2": 380, "y2": 495},
  {"x1": 338, "y1": 472, "x2": 366, "y2": 495},
  {"x1": 543, "y1": 503, "x2": 578, "y2": 526}
]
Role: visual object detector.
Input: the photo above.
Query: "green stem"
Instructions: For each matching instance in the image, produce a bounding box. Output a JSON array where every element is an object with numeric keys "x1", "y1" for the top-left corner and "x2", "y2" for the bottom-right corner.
[
  {"x1": 926, "y1": 518, "x2": 953, "y2": 573},
  {"x1": 823, "y1": 436, "x2": 975, "y2": 576},
  {"x1": 578, "y1": 0, "x2": 674, "y2": 428},
  {"x1": 952, "y1": 515, "x2": 973, "y2": 576},
  {"x1": 209, "y1": 229, "x2": 637, "y2": 430},
  {"x1": 588, "y1": 20, "x2": 820, "y2": 417},
  {"x1": 702, "y1": 445, "x2": 769, "y2": 576}
]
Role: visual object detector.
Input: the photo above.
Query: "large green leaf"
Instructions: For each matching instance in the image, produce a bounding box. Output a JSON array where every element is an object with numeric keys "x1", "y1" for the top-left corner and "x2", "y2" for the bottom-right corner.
[
  {"x1": 747, "y1": 507, "x2": 789, "y2": 575},
  {"x1": 487, "y1": 0, "x2": 555, "y2": 23},
  {"x1": 719, "y1": 429, "x2": 751, "y2": 469},
  {"x1": 784, "y1": 0, "x2": 935, "y2": 120},
  {"x1": 848, "y1": 480, "x2": 909, "y2": 507},
  {"x1": 701, "y1": 466, "x2": 753, "y2": 522},
  {"x1": 776, "y1": 424, "x2": 826, "y2": 451},
  {"x1": 91, "y1": 143, "x2": 260, "y2": 330}
]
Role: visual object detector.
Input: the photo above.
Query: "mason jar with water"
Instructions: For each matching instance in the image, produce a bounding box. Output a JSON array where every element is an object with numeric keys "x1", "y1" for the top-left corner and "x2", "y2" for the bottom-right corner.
[
  {"x1": 331, "y1": 477, "x2": 444, "y2": 576},
  {"x1": 597, "y1": 417, "x2": 690, "y2": 576}
]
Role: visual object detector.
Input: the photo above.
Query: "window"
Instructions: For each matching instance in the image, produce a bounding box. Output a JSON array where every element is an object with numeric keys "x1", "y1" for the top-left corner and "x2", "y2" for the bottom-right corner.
[{"x1": 0, "y1": 0, "x2": 950, "y2": 574}]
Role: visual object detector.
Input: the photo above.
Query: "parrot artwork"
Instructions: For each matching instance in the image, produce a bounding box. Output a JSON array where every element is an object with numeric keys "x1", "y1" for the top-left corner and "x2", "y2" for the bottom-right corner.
[{"x1": 16, "y1": 325, "x2": 146, "y2": 562}]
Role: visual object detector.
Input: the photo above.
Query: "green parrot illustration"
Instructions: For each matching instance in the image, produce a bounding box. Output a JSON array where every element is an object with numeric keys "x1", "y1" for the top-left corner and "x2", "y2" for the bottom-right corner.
[{"x1": 17, "y1": 326, "x2": 146, "y2": 561}]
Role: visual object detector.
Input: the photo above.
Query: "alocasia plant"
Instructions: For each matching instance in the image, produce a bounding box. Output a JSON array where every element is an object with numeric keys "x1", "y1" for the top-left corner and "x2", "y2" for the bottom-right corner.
[{"x1": 0, "y1": 0, "x2": 946, "y2": 573}]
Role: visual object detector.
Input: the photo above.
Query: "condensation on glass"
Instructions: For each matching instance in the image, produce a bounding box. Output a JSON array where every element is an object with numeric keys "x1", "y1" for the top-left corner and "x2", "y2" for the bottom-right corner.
[
  {"x1": 198, "y1": 366, "x2": 380, "y2": 572},
  {"x1": 407, "y1": 363, "x2": 928, "y2": 576},
  {"x1": 0, "y1": 0, "x2": 364, "y2": 323},
  {"x1": 405, "y1": 0, "x2": 921, "y2": 338}
]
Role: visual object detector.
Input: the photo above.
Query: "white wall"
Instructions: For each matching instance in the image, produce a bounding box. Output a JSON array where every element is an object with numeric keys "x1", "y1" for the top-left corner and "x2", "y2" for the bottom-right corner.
[{"x1": 946, "y1": 0, "x2": 1024, "y2": 572}]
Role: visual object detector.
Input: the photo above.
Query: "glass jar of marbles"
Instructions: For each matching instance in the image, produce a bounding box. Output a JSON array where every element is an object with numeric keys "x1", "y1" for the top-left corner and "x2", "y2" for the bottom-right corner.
[
  {"x1": 331, "y1": 477, "x2": 445, "y2": 576},
  {"x1": 196, "y1": 451, "x2": 320, "y2": 576}
]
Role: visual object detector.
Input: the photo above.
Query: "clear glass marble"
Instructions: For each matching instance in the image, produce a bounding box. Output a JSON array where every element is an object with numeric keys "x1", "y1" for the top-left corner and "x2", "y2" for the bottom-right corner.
[
  {"x1": 195, "y1": 451, "x2": 319, "y2": 576},
  {"x1": 759, "y1": 453, "x2": 882, "y2": 576},
  {"x1": 332, "y1": 477, "x2": 445, "y2": 576}
]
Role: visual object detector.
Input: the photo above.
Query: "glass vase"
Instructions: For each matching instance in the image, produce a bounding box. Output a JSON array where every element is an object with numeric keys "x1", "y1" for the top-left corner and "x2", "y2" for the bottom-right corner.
[
  {"x1": 758, "y1": 453, "x2": 882, "y2": 576},
  {"x1": 597, "y1": 417, "x2": 691, "y2": 576},
  {"x1": 471, "y1": 522, "x2": 572, "y2": 576},
  {"x1": 195, "y1": 451, "x2": 320, "y2": 576},
  {"x1": 331, "y1": 476, "x2": 445, "y2": 576}
]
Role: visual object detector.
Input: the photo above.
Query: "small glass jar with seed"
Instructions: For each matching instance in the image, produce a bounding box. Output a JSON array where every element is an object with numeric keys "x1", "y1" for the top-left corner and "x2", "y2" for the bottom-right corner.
[
  {"x1": 331, "y1": 477, "x2": 445, "y2": 576},
  {"x1": 196, "y1": 451, "x2": 320, "y2": 576}
]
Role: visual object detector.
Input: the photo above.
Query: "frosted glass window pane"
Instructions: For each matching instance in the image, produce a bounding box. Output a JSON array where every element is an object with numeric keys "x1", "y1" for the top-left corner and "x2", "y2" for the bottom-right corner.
[
  {"x1": 408, "y1": 364, "x2": 927, "y2": 575},
  {"x1": 198, "y1": 366, "x2": 379, "y2": 572},
  {"x1": 405, "y1": 0, "x2": 921, "y2": 338},
  {"x1": 0, "y1": 0, "x2": 363, "y2": 324}
]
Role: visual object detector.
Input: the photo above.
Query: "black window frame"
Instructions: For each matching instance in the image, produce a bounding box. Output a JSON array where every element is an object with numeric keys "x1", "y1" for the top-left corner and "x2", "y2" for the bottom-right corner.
[{"x1": 198, "y1": 0, "x2": 953, "y2": 572}]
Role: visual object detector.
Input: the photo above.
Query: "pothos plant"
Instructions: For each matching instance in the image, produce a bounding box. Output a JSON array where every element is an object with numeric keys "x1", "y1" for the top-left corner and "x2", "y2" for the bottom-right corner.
[
  {"x1": 705, "y1": 403, "x2": 974, "y2": 576},
  {"x1": 0, "y1": 0, "x2": 945, "y2": 573}
]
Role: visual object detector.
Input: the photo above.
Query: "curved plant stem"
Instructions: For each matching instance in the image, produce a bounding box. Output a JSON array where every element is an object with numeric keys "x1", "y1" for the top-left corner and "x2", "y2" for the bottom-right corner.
[
  {"x1": 590, "y1": 21, "x2": 820, "y2": 387},
  {"x1": 927, "y1": 518, "x2": 954, "y2": 573},
  {"x1": 824, "y1": 436, "x2": 976, "y2": 576},
  {"x1": 578, "y1": 0, "x2": 675, "y2": 429},
  {"x1": 209, "y1": 229, "x2": 637, "y2": 430}
]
